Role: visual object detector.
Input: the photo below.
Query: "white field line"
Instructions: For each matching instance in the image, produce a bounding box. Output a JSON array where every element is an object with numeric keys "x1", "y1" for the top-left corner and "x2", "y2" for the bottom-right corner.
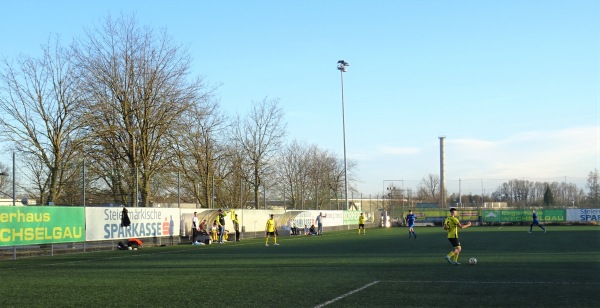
[
  {"x1": 1, "y1": 248, "x2": 192, "y2": 271},
  {"x1": 314, "y1": 280, "x2": 380, "y2": 308},
  {"x1": 379, "y1": 280, "x2": 600, "y2": 285},
  {"x1": 1, "y1": 239, "x2": 281, "y2": 271}
]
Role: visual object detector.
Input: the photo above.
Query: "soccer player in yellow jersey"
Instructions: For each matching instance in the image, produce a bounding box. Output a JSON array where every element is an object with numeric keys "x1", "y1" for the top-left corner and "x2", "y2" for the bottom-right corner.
[
  {"x1": 232, "y1": 213, "x2": 241, "y2": 241},
  {"x1": 265, "y1": 214, "x2": 279, "y2": 246},
  {"x1": 357, "y1": 213, "x2": 366, "y2": 235},
  {"x1": 443, "y1": 207, "x2": 471, "y2": 265}
]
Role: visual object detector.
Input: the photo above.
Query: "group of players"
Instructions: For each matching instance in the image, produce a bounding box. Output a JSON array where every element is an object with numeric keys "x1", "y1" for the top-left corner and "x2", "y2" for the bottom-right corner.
[
  {"x1": 401, "y1": 208, "x2": 547, "y2": 265},
  {"x1": 198, "y1": 207, "x2": 547, "y2": 266},
  {"x1": 280, "y1": 208, "x2": 546, "y2": 265},
  {"x1": 272, "y1": 207, "x2": 546, "y2": 266}
]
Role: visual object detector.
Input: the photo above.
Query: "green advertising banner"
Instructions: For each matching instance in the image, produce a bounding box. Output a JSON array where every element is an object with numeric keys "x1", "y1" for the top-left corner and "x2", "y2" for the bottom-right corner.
[
  {"x1": 483, "y1": 209, "x2": 565, "y2": 223},
  {"x1": 415, "y1": 210, "x2": 446, "y2": 222},
  {"x1": 0, "y1": 207, "x2": 85, "y2": 246},
  {"x1": 404, "y1": 209, "x2": 479, "y2": 223},
  {"x1": 343, "y1": 210, "x2": 362, "y2": 224}
]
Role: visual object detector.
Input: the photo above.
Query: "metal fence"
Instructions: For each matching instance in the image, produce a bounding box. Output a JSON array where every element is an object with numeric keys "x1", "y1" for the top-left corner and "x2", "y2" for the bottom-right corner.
[{"x1": 0, "y1": 152, "x2": 595, "y2": 209}]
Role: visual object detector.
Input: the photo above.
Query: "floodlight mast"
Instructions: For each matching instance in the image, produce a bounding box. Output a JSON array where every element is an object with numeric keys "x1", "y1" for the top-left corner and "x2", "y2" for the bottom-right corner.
[{"x1": 337, "y1": 60, "x2": 349, "y2": 209}]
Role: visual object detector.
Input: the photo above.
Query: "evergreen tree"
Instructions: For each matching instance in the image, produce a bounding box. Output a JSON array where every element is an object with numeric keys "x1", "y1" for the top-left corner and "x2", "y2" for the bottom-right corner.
[{"x1": 543, "y1": 185, "x2": 554, "y2": 207}]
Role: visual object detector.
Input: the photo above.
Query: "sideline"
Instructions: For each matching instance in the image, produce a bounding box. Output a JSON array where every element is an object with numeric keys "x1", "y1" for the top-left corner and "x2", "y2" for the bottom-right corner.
[
  {"x1": 314, "y1": 280, "x2": 380, "y2": 308},
  {"x1": 379, "y1": 279, "x2": 600, "y2": 285},
  {"x1": 0, "y1": 237, "x2": 279, "y2": 271}
]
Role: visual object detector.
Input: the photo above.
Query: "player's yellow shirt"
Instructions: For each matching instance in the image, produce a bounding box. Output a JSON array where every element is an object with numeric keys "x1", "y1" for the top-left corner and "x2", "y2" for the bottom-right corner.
[
  {"x1": 359, "y1": 215, "x2": 365, "y2": 224},
  {"x1": 266, "y1": 218, "x2": 276, "y2": 232},
  {"x1": 444, "y1": 216, "x2": 460, "y2": 239}
]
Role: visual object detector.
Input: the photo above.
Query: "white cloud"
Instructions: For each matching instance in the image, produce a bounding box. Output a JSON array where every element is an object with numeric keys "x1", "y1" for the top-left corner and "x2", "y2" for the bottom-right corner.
[
  {"x1": 447, "y1": 125, "x2": 598, "y2": 179},
  {"x1": 354, "y1": 125, "x2": 599, "y2": 194}
]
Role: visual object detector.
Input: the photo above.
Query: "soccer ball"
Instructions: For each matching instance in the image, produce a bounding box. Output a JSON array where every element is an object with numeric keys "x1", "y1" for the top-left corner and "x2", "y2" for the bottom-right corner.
[{"x1": 469, "y1": 257, "x2": 477, "y2": 265}]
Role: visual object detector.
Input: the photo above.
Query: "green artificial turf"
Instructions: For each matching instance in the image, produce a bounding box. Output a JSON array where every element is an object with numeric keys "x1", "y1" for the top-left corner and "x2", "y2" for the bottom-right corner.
[{"x1": 1, "y1": 226, "x2": 598, "y2": 307}]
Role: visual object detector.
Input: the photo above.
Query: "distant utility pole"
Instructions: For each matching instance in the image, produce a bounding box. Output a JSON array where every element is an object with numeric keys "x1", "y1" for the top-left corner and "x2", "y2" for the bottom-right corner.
[{"x1": 439, "y1": 136, "x2": 446, "y2": 208}]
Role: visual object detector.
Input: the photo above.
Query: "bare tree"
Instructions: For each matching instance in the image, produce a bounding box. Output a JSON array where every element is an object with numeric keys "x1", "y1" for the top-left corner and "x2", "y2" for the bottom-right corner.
[
  {"x1": 0, "y1": 38, "x2": 85, "y2": 205},
  {"x1": 227, "y1": 143, "x2": 254, "y2": 209},
  {"x1": 325, "y1": 156, "x2": 354, "y2": 210},
  {"x1": 563, "y1": 183, "x2": 585, "y2": 207},
  {"x1": 587, "y1": 169, "x2": 599, "y2": 206},
  {"x1": 493, "y1": 179, "x2": 533, "y2": 207},
  {"x1": 310, "y1": 146, "x2": 356, "y2": 210},
  {"x1": 232, "y1": 97, "x2": 286, "y2": 208},
  {"x1": 73, "y1": 14, "x2": 212, "y2": 207},
  {"x1": 171, "y1": 101, "x2": 231, "y2": 208},
  {"x1": 273, "y1": 139, "x2": 353, "y2": 210},
  {"x1": 276, "y1": 139, "x2": 309, "y2": 208},
  {"x1": 491, "y1": 178, "x2": 587, "y2": 207},
  {"x1": 417, "y1": 173, "x2": 440, "y2": 202},
  {"x1": 0, "y1": 162, "x2": 10, "y2": 198},
  {"x1": 306, "y1": 145, "x2": 328, "y2": 209}
]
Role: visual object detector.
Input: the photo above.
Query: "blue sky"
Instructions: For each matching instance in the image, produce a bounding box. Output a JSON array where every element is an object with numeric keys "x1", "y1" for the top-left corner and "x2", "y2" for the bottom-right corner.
[{"x1": 1, "y1": 1, "x2": 598, "y2": 196}]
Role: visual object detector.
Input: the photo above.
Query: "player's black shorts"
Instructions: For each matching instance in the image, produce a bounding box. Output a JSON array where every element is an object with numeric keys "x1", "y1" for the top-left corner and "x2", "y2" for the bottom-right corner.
[
  {"x1": 266, "y1": 231, "x2": 276, "y2": 236},
  {"x1": 448, "y1": 238, "x2": 461, "y2": 247},
  {"x1": 358, "y1": 223, "x2": 365, "y2": 229}
]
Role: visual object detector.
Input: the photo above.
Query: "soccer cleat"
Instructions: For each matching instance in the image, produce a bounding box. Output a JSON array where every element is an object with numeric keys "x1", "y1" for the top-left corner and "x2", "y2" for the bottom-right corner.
[
  {"x1": 444, "y1": 255, "x2": 453, "y2": 264},
  {"x1": 528, "y1": 231, "x2": 532, "y2": 233},
  {"x1": 274, "y1": 243, "x2": 280, "y2": 246},
  {"x1": 414, "y1": 234, "x2": 417, "y2": 239},
  {"x1": 265, "y1": 244, "x2": 269, "y2": 246},
  {"x1": 544, "y1": 229, "x2": 547, "y2": 233},
  {"x1": 453, "y1": 261, "x2": 461, "y2": 265}
]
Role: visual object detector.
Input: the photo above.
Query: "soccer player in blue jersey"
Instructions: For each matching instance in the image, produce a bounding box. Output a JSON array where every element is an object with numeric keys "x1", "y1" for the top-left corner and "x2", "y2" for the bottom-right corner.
[
  {"x1": 529, "y1": 209, "x2": 546, "y2": 233},
  {"x1": 406, "y1": 210, "x2": 417, "y2": 239}
]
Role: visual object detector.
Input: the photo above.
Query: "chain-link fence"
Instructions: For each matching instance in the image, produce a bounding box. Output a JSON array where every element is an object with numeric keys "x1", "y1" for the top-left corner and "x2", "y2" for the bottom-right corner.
[{"x1": 0, "y1": 152, "x2": 596, "y2": 209}]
